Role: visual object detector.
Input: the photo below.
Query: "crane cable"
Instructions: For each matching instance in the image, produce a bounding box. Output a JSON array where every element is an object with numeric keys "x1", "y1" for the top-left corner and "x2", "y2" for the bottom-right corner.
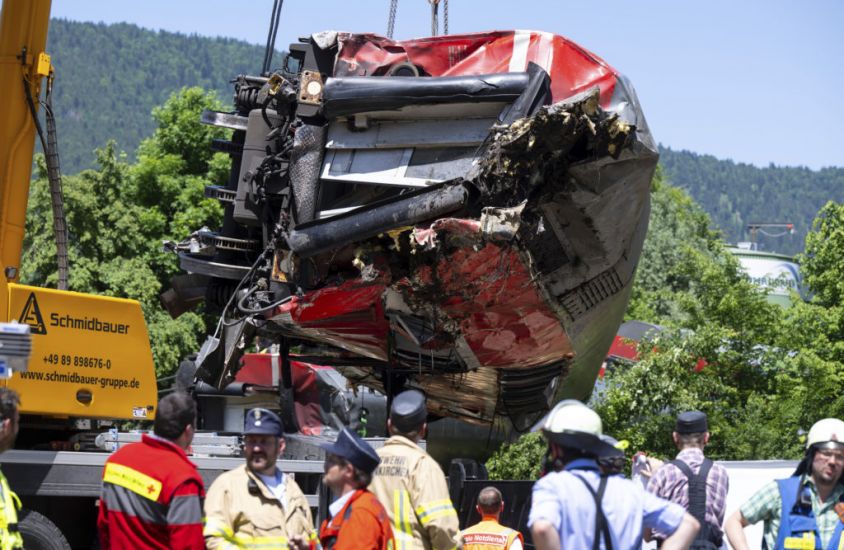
[
  {"x1": 387, "y1": 0, "x2": 398, "y2": 38},
  {"x1": 388, "y1": 0, "x2": 449, "y2": 38},
  {"x1": 23, "y1": 73, "x2": 69, "y2": 291},
  {"x1": 262, "y1": 0, "x2": 284, "y2": 75},
  {"x1": 429, "y1": 0, "x2": 448, "y2": 36}
]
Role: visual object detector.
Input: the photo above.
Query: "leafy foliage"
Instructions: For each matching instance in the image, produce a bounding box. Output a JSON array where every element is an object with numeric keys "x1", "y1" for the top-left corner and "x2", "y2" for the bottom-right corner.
[
  {"x1": 486, "y1": 432, "x2": 546, "y2": 480},
  {"x1": 22, "y1": 87, "x2": 226, "y2": 378}
]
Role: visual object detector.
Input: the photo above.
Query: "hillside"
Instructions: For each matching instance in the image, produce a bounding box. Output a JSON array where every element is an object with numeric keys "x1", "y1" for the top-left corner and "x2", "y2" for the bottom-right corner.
[
  {"x1": 659, "y1": 146, "x2": 844, "y2": 255},
  {"x1": 45, "y1": 19, "x2": 275, "y2": 173}
]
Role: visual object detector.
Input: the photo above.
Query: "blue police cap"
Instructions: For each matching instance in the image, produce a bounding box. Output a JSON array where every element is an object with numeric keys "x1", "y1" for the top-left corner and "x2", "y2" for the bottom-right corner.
[
  {"x1": 390, "y1": 389, "x2": 427, "y2": 433},
  {"x1": 675, "y1": 410, "x2": 708, "y2": 434},
  {"x1": 243, "y1": 408, "x2": 284, "y2": 437},
  {"x1": 320, "y1": 428, "x2": 381, "y2": 474}
]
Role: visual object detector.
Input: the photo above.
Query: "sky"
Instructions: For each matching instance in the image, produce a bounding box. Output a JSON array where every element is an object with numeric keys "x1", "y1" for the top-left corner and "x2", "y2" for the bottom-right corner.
[{"x1": 51, "y1": 0, "x2": 843, "y2": 170}]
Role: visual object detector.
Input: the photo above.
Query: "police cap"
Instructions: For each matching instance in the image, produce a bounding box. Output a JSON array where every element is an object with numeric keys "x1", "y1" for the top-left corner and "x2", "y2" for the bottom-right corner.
[
  {"x1": 243, "y1": 408, "x2": 284, "y2": 437},
  {"x1": 675, "y1": 410, "x2": 708, "y2": 434},
  {"x1": 389, "y1": 389, "x2": 427, "y2": 433},
  {"x1": 320, "y1": 428, "x2": 381, "y2": 474}
]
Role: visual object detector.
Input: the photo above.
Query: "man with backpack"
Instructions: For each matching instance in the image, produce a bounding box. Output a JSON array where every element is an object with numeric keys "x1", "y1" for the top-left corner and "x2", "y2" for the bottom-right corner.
[
  {"x1": 646, "y1": 411, "x2": 729, "y2": 549},
  {"x1": 528, "y1": 400, "x2": 700, "y2": 550}
]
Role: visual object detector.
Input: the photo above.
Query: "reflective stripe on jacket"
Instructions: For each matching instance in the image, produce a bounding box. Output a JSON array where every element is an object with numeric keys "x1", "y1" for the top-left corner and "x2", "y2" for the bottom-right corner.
[
  {"x1": 370, "y1": 435, "x2": 459, "y2": 550},
  {"x1": 773, "y1": 476, "x2": 844, "y2": 550},
  {"x1": 319, "y1": 489, "x2": 395, "y2": 550},
  {"x1": 461, "y1": 519, "x2": 522, "y2": 550},
  {"x1": 97, "y1": 434, "x2": 205, "y2": 550},
  {"x1": 204, "y1": 464, "x2": 316, "y2": 549},
  {"x1": 0, "y1": 468, "x2": 22, "y2": 550}
]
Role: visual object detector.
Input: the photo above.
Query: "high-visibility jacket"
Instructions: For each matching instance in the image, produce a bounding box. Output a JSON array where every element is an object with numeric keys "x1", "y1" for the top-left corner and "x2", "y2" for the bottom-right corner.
[
  {"x1": 0, "y1": 468, "x2": 22, "y2": 550},
  {"x1": 773, "y1": 475, "x2": 844, "y2": 550},
  {"x1": 97, "y1": 434, "x2": 205, "y2": 549},
  {"x1": 460, "y1": 518, "x2": 523, "y2": 550},
  {"x1": 204, "y1": 463, "x2": 316, "y2": 549},
  {"x1": 370, "y1": 435, "x2": 459, "y2": 550},
  {"x1": 319, "y1": 489, "x2": 395, "y2": 550}
]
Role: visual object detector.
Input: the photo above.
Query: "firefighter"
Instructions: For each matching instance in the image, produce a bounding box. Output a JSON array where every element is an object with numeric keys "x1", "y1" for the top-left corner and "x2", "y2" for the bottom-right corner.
[
  {"x1": 528, "y1": 399, "x2": 700, "y2": 550},
  {"x1": 298, "y1": 427, "x2": 393, "y2": 550},
  {"x1": 97, "y1": 392, "x2": 205, "y2": 549},
  {"x1": 204, "y1": 408, "x2": 316, "y2": 549},
  {"x1": 460, "y1": 487, "x2": 523, "y2": 550},
  {"x1": 370, "y1": 389, "x2": 460, "y2": 550},
  {"x1": 725, "y1": 417, "x2": 844, "y2": 550},
  {"x1": 0, "y1": 389, "x2": 22, "y2": 550}
]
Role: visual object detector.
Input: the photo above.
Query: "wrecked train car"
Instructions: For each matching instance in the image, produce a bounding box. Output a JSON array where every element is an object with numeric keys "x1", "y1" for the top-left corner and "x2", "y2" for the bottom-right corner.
[{"x1": 166, "y1": 30, "x2": 657, "y2": 431}]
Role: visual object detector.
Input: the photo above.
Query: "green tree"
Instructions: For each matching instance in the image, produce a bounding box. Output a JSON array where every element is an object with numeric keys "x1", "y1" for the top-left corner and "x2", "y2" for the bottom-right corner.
[{"x1": 22, "y1": 87, "x2": 227, "y2": 377}]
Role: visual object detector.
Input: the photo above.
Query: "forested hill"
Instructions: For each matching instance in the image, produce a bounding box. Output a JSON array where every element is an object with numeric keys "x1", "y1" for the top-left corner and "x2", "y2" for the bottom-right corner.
[
  {"x1": 659, "y1": 146, "x2": 844, "y2": 255},
  {"x1": 45, "y1": 19, "x2": 273, "y2": 173}
]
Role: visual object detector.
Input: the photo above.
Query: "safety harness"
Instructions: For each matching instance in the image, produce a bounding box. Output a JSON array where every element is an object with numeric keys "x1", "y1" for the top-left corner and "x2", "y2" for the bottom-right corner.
[
  {"x1": 667, "y1": 458, "x2": 721, "y2": 549},
  {"x1": 572, "y1": 474, "x2": 614, "y2": 550},
  {"x1": 768, "y1": 475, "x2": 844, "y2": 550}
]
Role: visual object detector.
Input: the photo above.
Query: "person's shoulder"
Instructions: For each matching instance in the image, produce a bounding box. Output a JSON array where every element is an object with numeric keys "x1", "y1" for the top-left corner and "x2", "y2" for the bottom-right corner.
[
  {"x1": 209, "y1": 464, "x2": 246, "y2": 488},
  {"x1": 709, "y1": 459, "x2": 729, "y2": 476},
  {"x1": 533, "y1": 470, "x2": 576, "y2": 491},
  {"x1": 607, "y1": 474, "x2": 646, "y2": 492},
  {"x1": 352, "y1": 491, "x2": 389, "y2": 519}
]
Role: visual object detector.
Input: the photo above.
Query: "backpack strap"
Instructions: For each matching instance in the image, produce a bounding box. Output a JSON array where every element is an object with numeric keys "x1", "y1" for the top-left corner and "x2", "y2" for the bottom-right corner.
[
  {"x1": 670, "y1": 458, "x2": 717, "y2": 544},
  {"x1": 573, "y1": 473, "x2": 614, "y2": 550}
]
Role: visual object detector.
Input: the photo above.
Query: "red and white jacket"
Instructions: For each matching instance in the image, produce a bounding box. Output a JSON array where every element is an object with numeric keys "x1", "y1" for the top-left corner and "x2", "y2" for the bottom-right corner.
[{"x1": 97, "y1": 434, "x2": 205, "y2": 549}]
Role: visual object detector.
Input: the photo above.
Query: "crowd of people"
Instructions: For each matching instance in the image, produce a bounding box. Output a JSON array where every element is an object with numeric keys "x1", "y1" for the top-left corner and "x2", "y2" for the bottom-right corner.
[{"x1": 0, "y1": 385, "x2": 842, "y2": 549}]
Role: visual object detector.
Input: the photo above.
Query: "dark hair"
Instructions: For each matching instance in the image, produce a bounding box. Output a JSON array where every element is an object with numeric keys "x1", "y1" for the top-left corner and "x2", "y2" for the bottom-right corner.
[
  {"x1": 333, "y1": 455, "x2": 373, "y2": 489},
  {"x1": 676, "y1": 432, "x2": 707, "y2": 447},
  {"x1": 153, "y1": 392, "x2": 196, "y2": 441},
  {"x1": 391, "y1": 426, "x2": 421, "y2": 440},
  {"x1": 0, "y1": 389, "x2": 19, "y2": 421},
  {"x1": 477, "y1": 486, "x2": 503, "y2": 514}
]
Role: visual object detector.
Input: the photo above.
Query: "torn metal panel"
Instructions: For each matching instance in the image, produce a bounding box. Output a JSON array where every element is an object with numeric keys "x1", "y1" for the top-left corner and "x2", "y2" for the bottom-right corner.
[{"x1": 169, "y1": 29, "x2": 657, "y2": 430}]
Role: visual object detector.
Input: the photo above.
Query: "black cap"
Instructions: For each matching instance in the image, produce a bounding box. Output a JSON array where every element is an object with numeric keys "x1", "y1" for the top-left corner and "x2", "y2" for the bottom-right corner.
[
  {"x1": 243, "y1": 408, "x2": 284, "y2": 437},
  {"x1": 675, "y1": 411, "x2": 708, "y2": 434},
  {"x1": 320, "y1": 428, "x2": 381, "y2": 474},
  {"x1": 390, "y1": 390, "x2": 427, "y2": 433}
]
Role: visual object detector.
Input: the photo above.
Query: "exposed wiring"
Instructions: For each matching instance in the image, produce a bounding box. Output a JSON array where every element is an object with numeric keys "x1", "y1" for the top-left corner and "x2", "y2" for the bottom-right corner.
[{"x1": 236, "y1": 286, "x2": 293, "y2": 315}]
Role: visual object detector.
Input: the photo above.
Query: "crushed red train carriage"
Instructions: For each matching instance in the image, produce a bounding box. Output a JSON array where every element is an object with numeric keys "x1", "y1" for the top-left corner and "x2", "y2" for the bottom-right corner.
[{"x1": 166, "y1": 29, "x2": 657, "y2": 436}]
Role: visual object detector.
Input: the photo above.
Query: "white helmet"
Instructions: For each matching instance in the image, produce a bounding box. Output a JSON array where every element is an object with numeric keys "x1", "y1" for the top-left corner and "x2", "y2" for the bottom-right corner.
[
  {"x1": 806, "y1": 418, "x2": 844, "y2": 449},
  {"x1": 540, "y1": 399, "x2": 603, "y2": 436},
  {"x1": 536, "y1": 400, "x2": 616, "y2": 457}
]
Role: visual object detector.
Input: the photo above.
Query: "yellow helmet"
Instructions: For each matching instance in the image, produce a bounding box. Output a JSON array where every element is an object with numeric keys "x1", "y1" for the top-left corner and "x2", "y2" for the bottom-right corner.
[{"x1": 806, "y1": 418, "x2": 844, "y2": 449}]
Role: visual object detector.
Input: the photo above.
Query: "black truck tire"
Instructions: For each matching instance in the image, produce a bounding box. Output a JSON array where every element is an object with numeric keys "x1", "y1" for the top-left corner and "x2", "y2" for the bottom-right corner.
[{"x1": 18, "y1": 509, "x2": 71, "y2": 550}]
